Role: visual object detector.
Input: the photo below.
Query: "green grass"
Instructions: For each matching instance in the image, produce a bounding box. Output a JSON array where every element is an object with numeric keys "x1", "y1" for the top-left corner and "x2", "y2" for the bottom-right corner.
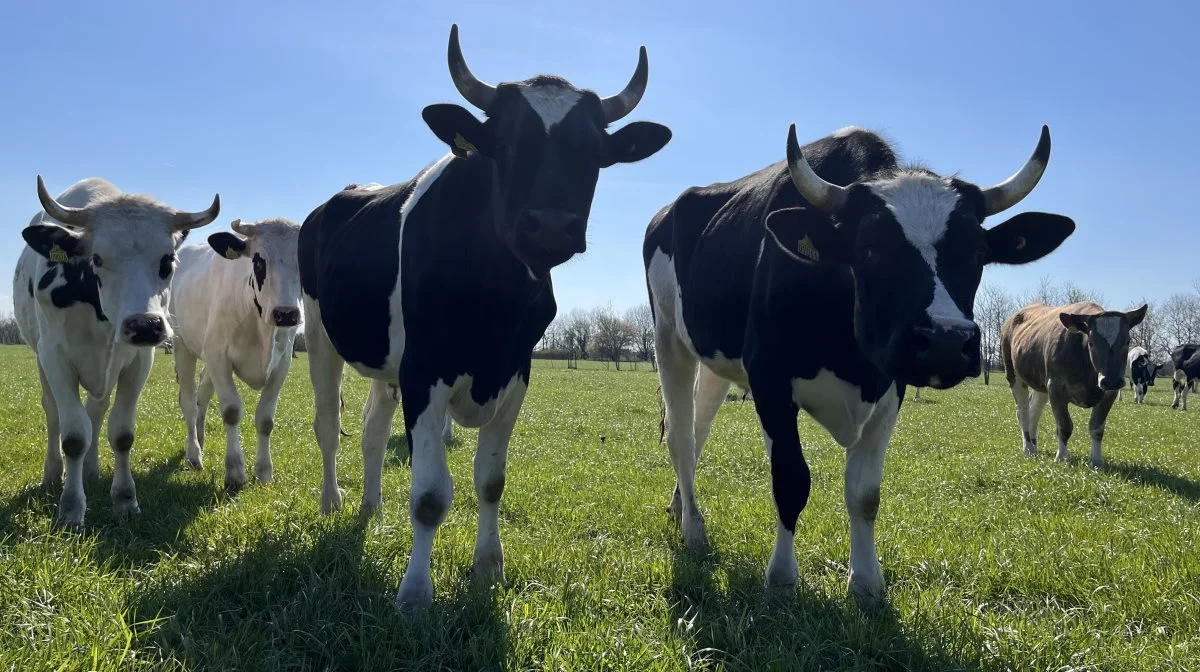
[{"x1": 0, "y1": 345, "x2": 1198, "y2": 670}]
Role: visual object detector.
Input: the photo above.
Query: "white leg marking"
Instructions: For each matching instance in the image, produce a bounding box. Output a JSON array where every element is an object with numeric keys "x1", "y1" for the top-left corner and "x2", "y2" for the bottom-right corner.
[
  {"x1": 844, "y1": 389, "x2": 897, "y2": 610},
  {"x1": 107, "y1": 354, "x2": 151, "y2": 520},
  {"x1": 396, "y1": 391, "x2": 453, "y2": 610},
  {"x1": 175, "y1": 347, "x2": 204, "y2": 470},
  {"x1": 207, "y1": 359, "x2": 246, "y2": 491},
  {"x1": 472, "y1": 380, "x2": 527, "y2": 588},
  {"x1": 655, "y1": 327, "x2": 709, "y2": 552},
  {"x1": 40, "y1": 350, "x2": 90, "y2": 530},
  {"x1": 37, "y1": 363, "x2": 63, "y2": 490},
  {"x1": 252, "y1": 356, "x2": 291, "y2": 484},
  {"x1": 304, "y1": 296, "x2": 347, "y2": 515},
  {"x1": 360, "y1": 379, "x2": 399, "y2": 515}
]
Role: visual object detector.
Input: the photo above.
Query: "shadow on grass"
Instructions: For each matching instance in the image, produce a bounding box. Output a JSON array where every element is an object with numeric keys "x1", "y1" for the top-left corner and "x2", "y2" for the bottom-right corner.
[
  {"x1": 667, "y1": 541, "x2": 985, "y2": 671},
  {"x1": 129, "y1": 511, "x2": 510, "y2": 670},
  {"x1": 0, "y1": 452, "x2": 214, "y2": 563},
  {"x1": 1104, "y1": 461, "x2": 1200, "y2": 502},
  {"x1": 384, "y1": 430, "x2": 463, "y2": 469}
]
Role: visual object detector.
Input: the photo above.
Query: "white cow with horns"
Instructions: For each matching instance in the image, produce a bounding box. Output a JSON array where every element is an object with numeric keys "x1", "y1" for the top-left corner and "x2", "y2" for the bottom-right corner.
[
  {"x1": 13, "y1": 176, "x2": 220, "y2": 529},
  {"x1": 168, "y1": 218, "x2": 303, "y2": 490}
]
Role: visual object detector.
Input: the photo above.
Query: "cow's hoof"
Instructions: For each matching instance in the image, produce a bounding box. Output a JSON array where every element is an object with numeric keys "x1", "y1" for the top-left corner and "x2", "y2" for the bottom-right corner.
[
  {"x1": 320, "y1": 488, "x2": 345, "y2": 516},
  {"x1": 1090, "y1": 459, "x2": 1106, "y2": 470},
  {"x1": 1023, "y1": 446, "x2": 1037, "y2": 458},
  {"x1": 682, "y1": 518, "x2": 710, "y2": 554},
  {"x1": 253, "y1": 464, "x2": 273, "y2": 484},
  {"x1": 185, "y1": 453, "x2": 203, "y2": 471},
  {"x1": 84, "y1": 463, "x2": 101, "y2": 482},
  {"x1": 54, "y1": 499, "x2": 85, "y2": 532},
  {"x1": 224, "y1": 470, "x2": 247, "y2": 492},
  {"x1": 1055, "y1": 453, "x2": 1069, "y2": 463},
  {"x1": 765, "y1": 550, "x2": 798, "y2": 589},
  {"x1": 395, "y1": 576, "x2": 434, "y2": 612},
  {"x1": 666, "y1": 489, "x2": 682, "y2": 523},
  {"x1": 113, "y1": 494, "x2": 141, "y2": 521},
  {"x1": 360, "y1": 495, "x2": 382, "y2": 517},
  {"x1": 849, "y1": 578, "x2": 886, "y2": 612},
  {"x1": 471, "y1": 545, "x2": 505, "y2": 588}
]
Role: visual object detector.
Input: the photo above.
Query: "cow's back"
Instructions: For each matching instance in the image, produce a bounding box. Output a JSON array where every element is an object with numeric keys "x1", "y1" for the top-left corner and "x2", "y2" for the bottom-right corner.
[{"x1": 1003, "y1": 302, "x2": 1101, "y2": 392}]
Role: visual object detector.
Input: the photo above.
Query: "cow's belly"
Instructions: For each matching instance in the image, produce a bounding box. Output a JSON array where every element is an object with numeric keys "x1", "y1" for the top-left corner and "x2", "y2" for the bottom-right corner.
[
  {"x1": 700, "y1": 355, "x2": 748, "y2": 388},
  {"x1": 444, "y1": 374, "x2": 523, "y2": 430},
  {"x1": 792, "y1": 369, "x2": 893, "y2": 448}
]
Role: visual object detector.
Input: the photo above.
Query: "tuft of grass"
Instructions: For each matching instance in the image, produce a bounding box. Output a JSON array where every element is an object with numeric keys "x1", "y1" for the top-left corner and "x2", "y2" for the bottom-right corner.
[{"x1": 0, "y1": 347, "x2": 1197, "y2": 670}]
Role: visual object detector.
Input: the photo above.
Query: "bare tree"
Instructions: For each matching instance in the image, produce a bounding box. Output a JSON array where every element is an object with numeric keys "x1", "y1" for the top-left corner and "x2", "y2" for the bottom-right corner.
[
  {"x1": 561, "y1": 309, "x2": 594, "y2": 369},
  {"x1": 0, "y1": 316, "x2": 24, "y2": 345},
  {"x1": 592, "y1": 305, "x2": 636, "y2": 370},
  {"x1": 626, "y1": 303, "x2": 656, "y2": 371},
  {"x1": 1128, "y1": 298, "x2": 1163, "y2": 356},
  {"x1": 974, "y1": 283, "x2": 1015, "y2": 385},
  {"x1": 1159, "y1": 293, "x2": 1200, "y2": 350}
]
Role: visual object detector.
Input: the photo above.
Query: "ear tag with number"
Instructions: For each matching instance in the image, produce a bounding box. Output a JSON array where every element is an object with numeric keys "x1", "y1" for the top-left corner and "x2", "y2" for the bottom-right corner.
[
  {"x1": 796, "y1": 235, "x2": 820, "y2": 262},
  {"x1": 453, "y1": 133, "x2": 477, "y2": 154},
  {"x1": 48, "y1": 244, "x2": 68, "y2": 263},
  {"x1": 225, "y1": 247, "x2": 240, "y2": 260}
]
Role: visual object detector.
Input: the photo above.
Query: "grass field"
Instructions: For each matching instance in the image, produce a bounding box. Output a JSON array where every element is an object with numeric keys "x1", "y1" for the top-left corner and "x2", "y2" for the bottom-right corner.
[{"x1": 0, "y1": 345, "x2": 1198, "y2": 670}]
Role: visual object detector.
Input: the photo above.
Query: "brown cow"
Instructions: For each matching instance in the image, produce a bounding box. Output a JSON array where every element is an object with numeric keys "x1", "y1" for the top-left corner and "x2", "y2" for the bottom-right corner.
[{"x1": 1001, "y1": 301, "x2": 1147, "y2": 468}]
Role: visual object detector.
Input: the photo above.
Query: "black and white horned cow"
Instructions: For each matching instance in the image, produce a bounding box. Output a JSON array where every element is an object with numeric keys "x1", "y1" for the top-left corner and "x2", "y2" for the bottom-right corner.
[
  {"x1": 297, "y1": 25, "x2": 671, "y2": 608},
  {"x1": 168, "y1": 218, "x2": 303, "y2": 491},
  {"x1": 1122, "y1": 346, "x2": 1164, "y2": 403},
  {"x1": 13, "y1": 177, "x2": 219, "y2": 529},
  {"x1": 644, "y1": 124, "x2": 1075, "y2": 608},
  {"x1": 1171, "y1": 343, "x2": 1200, "y2": 410}
]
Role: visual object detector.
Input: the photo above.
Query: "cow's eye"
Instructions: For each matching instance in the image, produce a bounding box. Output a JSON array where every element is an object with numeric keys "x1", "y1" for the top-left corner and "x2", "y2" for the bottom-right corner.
[
  {"x1": 92, "y1": 254, "x2": 103, "y2": 268},
  {"x1": 862, "y1": 246, "x2": 880, "y2": 264},
  {"x1": 159, "y1": 254, "x2": 175, "y2": 279}
]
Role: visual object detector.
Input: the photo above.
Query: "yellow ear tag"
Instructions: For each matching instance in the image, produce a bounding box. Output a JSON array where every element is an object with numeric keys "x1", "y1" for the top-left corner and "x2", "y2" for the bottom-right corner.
[
  {"x1": 796, "y1": 235, "x2": 820, "y2": 261},
  {"x1": 48, "y1": 244, "x2": 68, "y2": 263},
  {"x1": 224, "y1": 247, "x2": 240, "y2": 260},
  {"x1": 1014, "y1": 236, "x2": 1027, "y2": 250},
  {"x1": 453, "y1": 133, "x2": 478, "y2": 154}
]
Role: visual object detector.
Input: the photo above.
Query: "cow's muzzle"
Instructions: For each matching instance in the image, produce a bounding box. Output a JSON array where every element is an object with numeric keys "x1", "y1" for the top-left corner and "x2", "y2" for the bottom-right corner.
[
  {"x1": 908, "y1": 320, "x2": 980, "y2": 389},
  {"x1": 271, "y1": 307, "x2": 301, "y2": 328},
  {"x1": 122, "y1": 313, "x2": 168, "y2": 346}
]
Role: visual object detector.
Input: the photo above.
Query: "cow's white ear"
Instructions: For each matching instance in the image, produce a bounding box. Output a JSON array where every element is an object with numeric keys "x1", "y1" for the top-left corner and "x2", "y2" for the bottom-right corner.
[
  {"x1": 1059, "y1": 312, "x2": 1090, "y2": 333},
  {"x1": 208, "y1": 232, "x2": 247, "y2": 260}
]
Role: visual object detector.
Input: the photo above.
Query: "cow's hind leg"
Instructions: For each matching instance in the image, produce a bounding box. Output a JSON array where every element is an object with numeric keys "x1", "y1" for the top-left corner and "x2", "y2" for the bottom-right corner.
[
  {"x1": 668, "y1": 364, "x2": 730, "y2": 521},
  {"x1": 206, "y1": 359, "x2": 247, "y2": 491},
  {"x1": 1009, "y1": 379, "x2": 1035, "y2": 457},
  {"x1": 396, "y1": 388, "x2": 452, "y2": 610},
  {"x1": 361, "y1": 379, "x2": 399, "y2": 515},
  {"x1": 40, "y1": 352, "x2": 90, "y2": 529},
  {"x1": 1049, "y1": 386, "x2": 1073, "y2": 461},
  {"x1": 37, "y1": 362, "x2": 63, "y2": 490},
  {"x1": 471, "y1": 379, "x2": 527, "y2": 588},
  {"x1": 303, "y1": 296, "x2": 346, "y2": 514},
  {"x1": 442, "y1": 413, "x2": 455, "y2": 444},
  {"x1": 175, "y1": 345, "x2": 204, "y2": 470},
  {"x1": 107, "y1": 354, "x2": 152, "y2": 519},
  {"x1": 196, "y1": 370, "x2": 214, "y2": 451},
  {"x1": 844, "y1": 389, "x2": 899, "y2": 610},
  {"x1": 752, "y1": 380, "x2": 809, "y2": 590},
  {"x1": 1025, "y1": 390, "x2": 1048, "y2": 455},
  {"x1": 1087, "y1": 392, "x2": 1117, "y2": 468},
  {"x1": 655, "y1": 328, "x2": 708, "y2": 552},
  {"x1": 83, "y1": 393, "x2": 108, "y2": 482}
]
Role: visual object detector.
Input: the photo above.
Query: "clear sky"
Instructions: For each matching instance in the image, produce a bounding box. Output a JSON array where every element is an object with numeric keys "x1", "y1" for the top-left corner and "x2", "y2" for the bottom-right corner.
[{"x1": 1, "y1": 0, "x2": 1195, "y2": 318}]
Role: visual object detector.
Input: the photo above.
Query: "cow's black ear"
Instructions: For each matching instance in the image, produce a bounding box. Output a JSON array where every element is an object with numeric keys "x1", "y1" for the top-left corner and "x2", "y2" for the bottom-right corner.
[
  {"x1": 23, "y1": 224, "x2": 84, "y2": 262},
  {"x1": 764, "y1": 207, "x2": 849, "y2": 264},
  {"x1": 208, "y1": 232, "x2": 247, "y2": 260},
  {"x1": 602, "y1": 122, "x2": 672, "y2": 167},
  {"x1": 1059, "y1": 312, "x2": 1091, "y2": 333},
  {"x1": 422, "y1": 104, "x2": 494, "y2": 158},
  {"x1": 985, "y1": 212, "x2": 1075, "y2": 265}
]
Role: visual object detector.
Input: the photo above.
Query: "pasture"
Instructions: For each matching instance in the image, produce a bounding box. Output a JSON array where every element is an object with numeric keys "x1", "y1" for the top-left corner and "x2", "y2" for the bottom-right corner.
[{"x1": 0, "y1": 346, "x2": 1197, "y2": 671}]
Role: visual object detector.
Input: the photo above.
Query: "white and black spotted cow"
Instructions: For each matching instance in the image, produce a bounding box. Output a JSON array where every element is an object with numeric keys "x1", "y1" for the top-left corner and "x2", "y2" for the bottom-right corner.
[
  {"x1": 12, "y1": 177, "x2": 219, "y2": 529},
  {"x1": 644, "y1": 124, "x2": 1074, "y2": 608},
  {"x1": 168, "y1": 218, "x2": 302, "y2": 490},
  {"x1": 297, "y1": 25, "x2": 671, "y2": 609},
  {"x1": 1171, "y1": 343, "x2": 1200, "y2": 410},
  {"x1": 1122, "y1": 346, "x2": 1164, "y2": 404}
]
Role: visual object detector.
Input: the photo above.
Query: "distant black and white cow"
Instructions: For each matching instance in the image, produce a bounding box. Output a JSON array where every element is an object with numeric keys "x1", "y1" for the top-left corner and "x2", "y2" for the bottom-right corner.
[
  {"x1": 644, "y1": 124, "x2": 1074, "y2": 608},
  {"x1": 1170, "y1": 343, "x2": 1200, "y2": 410},
  {"x1": 297, "y1": 25, "x2": 670, "y2": 608},
  {"x1": 168, "y1": 218, "x2": 302, "y2": 490},
  {"x1": 13, "y1": 177, "x2": 219, "y2": 529},
  {"x1": 1122, "y1": 346, "x2": 1164, "y2": 403}
]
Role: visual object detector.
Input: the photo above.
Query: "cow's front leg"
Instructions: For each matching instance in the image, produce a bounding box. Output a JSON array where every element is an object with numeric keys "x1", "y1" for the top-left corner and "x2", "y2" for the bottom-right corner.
[
  {"x1": 1049, "y1": 385, "x2": 1073, "y2": 462},
  {"x1": 175, "y1": 345, "x2": 204, "y2": 470},
  {"x1": 472, "y1": 380, "x2": 527, "y2": 588},
  {"x1": 1009, "y1": 380, "x2": 1035, "y2": 456},
  {"x1": 1087, "y1": 391, "x2": 1117, "y2": 468},
  {"x1": 252, "y1": 354, "x2": 293, "y2": 484},
  {"x1": 36, "y1": 362, "x2": 63, "y2": 490},
  {"x1": 360, "y1": 379, "x2": 399, "y2": 515},
  {"x1": 655, "y1": 329, "x2": 709, "y2": 551},
  {"x1": 303, "y1": 299, "x2": 346, "y2": 514},
  {"x1": 844, "y1": 391, "x2": 899, "y2": 611},
  {"x1": 107, "y1": 353, "x2": 152, "y2": 519},
  {"x1": 40, "y1": 353, "x2": 90, "y2": 530},
  {"x1": 442, "y1": 413, "x2": 455, "y2": 444},
  {"x1": 396, "y1": 389, "x2": 452, "y2": 610},
  {"x1": 754, "y1": 390, "x2": 809, "y2": 590},
  {"x1": 206, "y1": 358, "x2": 246, "y2": 491}
]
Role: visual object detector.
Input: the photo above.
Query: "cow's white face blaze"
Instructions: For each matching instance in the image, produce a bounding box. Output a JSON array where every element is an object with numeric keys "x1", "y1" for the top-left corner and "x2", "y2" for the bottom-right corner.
[
  {"x1": 207, "y1": 219, "x2": 303, "y2": 328},
  {"x1": 765, "y1": 125, "x2": 1076, "y2": 390},
  {"x1": 22, "y1": 178, "x2": 219, "y2": 346}
]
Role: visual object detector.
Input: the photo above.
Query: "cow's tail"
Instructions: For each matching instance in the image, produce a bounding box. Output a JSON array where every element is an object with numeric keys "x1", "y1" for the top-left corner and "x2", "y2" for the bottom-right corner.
[
  {"x1": 339, "y1": 393, "x2": 352, "y2": 437},
  {"x1": 657, "y1": 385, "x2": 666, "y2": 446}
]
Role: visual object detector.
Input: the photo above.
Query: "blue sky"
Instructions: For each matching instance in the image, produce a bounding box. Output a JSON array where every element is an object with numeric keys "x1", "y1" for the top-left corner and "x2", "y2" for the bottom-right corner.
[{"x1": 1, "y1": 0, "x2": 1195, "y2": 318}]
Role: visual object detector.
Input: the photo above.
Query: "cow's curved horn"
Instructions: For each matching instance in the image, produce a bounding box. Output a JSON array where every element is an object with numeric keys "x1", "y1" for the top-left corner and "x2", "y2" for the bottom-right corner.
[
  {"x1": 785, "y1": 124, "x2": 848, "y2": 213},
  {"x1": 447, "y1": 24, "x2": 497, "y2": 112},
  {"x1": 173, "y1": 194, "x2": 221, "y2": 231},
  {"x1": 600, "y1": 46, "x2": 649, "y2": 123},
  {"x1": 982, "y1": 125, "x2": 1051, "y2": 217},
  {"x1": 230, "y1": 218, "x2": 254, "y2": 236},
  {"x1": 37, "y1": 176, "x2": 89, "y2": 228}
]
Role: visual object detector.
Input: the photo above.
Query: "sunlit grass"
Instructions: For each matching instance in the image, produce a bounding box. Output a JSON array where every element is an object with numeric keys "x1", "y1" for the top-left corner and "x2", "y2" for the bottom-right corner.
[{"x1": 0, "y1": 347, "x2": 1197, "y2": 670}]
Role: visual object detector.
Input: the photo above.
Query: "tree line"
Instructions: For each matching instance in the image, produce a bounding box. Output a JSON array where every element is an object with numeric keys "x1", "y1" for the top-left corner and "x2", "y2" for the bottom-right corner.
[{"x1": 536, "y1": 304, "x2": 656, "y2": 370}]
